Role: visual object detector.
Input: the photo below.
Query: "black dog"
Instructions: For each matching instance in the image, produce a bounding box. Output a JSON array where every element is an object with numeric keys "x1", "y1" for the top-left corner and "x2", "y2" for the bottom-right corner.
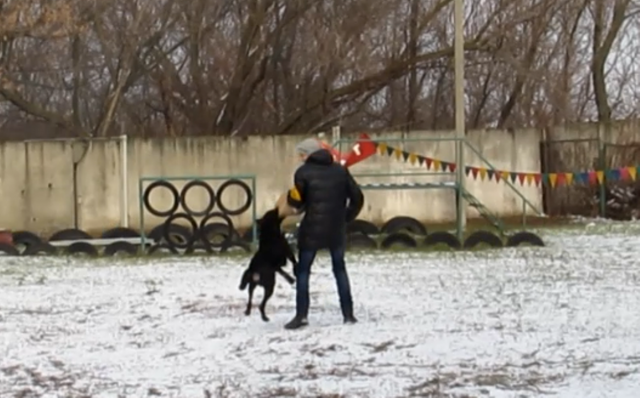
[{"x1": 239, "y1": 208, "x2": 297, "y2": 321}]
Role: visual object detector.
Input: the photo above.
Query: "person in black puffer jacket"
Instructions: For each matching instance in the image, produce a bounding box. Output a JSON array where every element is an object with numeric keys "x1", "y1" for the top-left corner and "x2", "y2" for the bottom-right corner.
[{"x1": 283, "y1": 138, "x2": 364, "y2": 330}]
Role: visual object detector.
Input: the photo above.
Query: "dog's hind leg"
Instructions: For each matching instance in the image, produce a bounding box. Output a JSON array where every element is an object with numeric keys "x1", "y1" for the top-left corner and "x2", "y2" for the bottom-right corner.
[
  {"x1": 259, "y1": 284, "x2": 275, "y2": 322},
  {"x1": 245, "y1": 283, "x2": 256, "y2": 316}
]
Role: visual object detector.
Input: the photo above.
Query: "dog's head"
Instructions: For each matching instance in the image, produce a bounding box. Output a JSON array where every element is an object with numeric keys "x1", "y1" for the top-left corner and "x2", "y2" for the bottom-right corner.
[{"x1": 257, "y1": 208, "x2": 284, "y2": 235}]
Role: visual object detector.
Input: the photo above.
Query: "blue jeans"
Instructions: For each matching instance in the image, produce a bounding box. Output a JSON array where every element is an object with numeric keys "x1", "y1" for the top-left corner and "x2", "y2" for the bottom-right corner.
[{"x1": 295, "y1": 245, "x2": 353, "y2": 318}]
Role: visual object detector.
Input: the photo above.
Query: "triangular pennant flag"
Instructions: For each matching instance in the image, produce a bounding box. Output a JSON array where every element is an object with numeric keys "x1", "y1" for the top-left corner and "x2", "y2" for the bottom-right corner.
[
  {"x1": 465, "y1": 166, "x2": 472, "y2": 176},
  {"x1": 509, "y1": 172, "x2": 517, "y2": 183},
  {"x1": 386, "y1": 145, "x2": 395, "y2": 157},
  {"x1": 501, "y1": 171, "x2": 510, "y2": 182},
  {"x1": 393, "y1": 148, "x2": 402, "y2": 160},
  {"x1": 448, "y1": 163, "x2": 457, "y2": 172},
  {"x1": 525, "y1": 173, "x2": 534, "y2": 186},
  {"x1": 549, "y1": 173, "x2": 558, "y2": 188},
  {"x1": 479, "y1": 168, "x2": 487, "y2": 180},
  {"x1": 579, "y1": 172, "x2": 589, "y2": 184},
  {"x1": 556, "y1": 173, "x2": 566, "y2": 187},
  {"x1": 573, "y1": 173, "x2": 583, "y2": 184},
  {"x1": 417, "y1": 155, "x2": 425, "y2": 166},
  {"x1": 433, "y1": 159, "x2": 441, "y2": 171},
  {"x1": 534, "y1": 174, "x2": 542, "y2": 187},
  {"x1": 517, "y1": 173, "x2": 526, "y2": 185},
  {"x1": 425, "y1": 157, "x2": 433, "y2": 169},
  {"x1": 606, "y1": 169, "x2": 620, "y2": 181},
  {"x1": 630, "y1": 166, "x2": 638, "y2": 181},
  {"x1": 588, "y1": 171, "x2": 597, "y2": 185},
  {"x1": 596, "y1": 171, "x2": 604, "y2": 184},
  {"x1": 564, "y1": 173, "x2": 574, "y2": 185},
  {"x1": 401, "y1": 151, "x2": 410, "y2": 162},
  {"x1": 440, "y1": 161, "x2": 449, "y2": 172},
  {"x1": 471, "y1": 167, "x2": 479, "y2": 179},
  {"x1": 378, "y1": 143, "x2": 388, "y2": 155},
  {"x1": 408, "y1": 152, "x2": 418, "y2": 165},
  {"x1": 619, "y1": 167, "x2": 631, "y2": 181},
  {"x1": 486, "y1": 169, "x2": 494, "y2": 181}
]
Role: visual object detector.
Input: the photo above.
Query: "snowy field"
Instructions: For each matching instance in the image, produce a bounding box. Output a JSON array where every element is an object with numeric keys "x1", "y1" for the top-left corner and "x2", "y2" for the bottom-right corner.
[{"x1": 2, "y1": 222, "x2": 640, "y2": 397}]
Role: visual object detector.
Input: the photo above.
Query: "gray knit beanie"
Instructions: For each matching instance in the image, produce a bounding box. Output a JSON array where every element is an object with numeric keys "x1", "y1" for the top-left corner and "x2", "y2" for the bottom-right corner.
[{"x1": 295, "y1": 138, "x2": 322, "y2": 156}]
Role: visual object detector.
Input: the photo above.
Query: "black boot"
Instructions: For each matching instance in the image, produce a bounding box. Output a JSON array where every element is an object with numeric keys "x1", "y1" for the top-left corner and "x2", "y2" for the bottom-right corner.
[
  {"x1": 284, "y1": 315, "x2": 308, "y2": 330},
  {"x1": 343, "y1": 310, "x2": 357, "y2": 324}
]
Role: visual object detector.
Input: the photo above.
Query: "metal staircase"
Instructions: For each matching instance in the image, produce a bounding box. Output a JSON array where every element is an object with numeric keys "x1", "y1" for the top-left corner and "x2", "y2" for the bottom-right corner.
[{"x1": 460, "y1": 189, "x2": 505, "y2": 236}]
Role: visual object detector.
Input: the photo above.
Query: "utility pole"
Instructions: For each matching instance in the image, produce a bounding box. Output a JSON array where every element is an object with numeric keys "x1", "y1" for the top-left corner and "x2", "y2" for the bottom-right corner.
[{"x1": 454, "y1": 0, "x2": 467, "y2": 239}]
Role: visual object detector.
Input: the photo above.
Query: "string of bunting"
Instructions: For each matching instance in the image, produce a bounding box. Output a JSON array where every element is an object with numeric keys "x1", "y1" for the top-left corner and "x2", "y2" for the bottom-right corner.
[{"x1": 373, "y1": 141, "x2": 638, "y2": 188}]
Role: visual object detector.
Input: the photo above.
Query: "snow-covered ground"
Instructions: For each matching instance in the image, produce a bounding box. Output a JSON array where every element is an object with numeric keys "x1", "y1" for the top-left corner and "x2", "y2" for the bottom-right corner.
[{"x1": 1, "y1": 226, "x2": 640, "y2": 398}]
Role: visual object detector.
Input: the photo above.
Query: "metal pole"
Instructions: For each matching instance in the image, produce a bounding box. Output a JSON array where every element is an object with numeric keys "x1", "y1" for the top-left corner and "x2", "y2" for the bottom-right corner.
[
  {"x1": 454, "y1": 0, "x2": 467, "y2": 241},
  {"x1": 119, "y1": 134, "x2": 129, "y2": 227}
]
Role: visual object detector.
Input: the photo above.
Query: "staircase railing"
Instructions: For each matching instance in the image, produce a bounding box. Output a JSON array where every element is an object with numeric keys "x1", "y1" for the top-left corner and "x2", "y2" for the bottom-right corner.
[{"x1": 463, "y1": 141, "x2": 543, "y2": 227}]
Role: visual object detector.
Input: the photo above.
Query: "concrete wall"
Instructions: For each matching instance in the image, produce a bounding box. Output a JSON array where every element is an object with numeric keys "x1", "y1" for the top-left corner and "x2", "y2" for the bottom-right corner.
[{"x1": 0, "y1": 123, "x2": 578, "y2": 236}]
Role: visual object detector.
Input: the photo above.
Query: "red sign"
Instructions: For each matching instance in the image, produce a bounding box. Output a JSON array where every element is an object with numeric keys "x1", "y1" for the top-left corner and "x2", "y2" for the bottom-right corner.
[
  {"x1": 317, "y1": 133, "x2": 376, "y2": 167},
  {"x1": 343, "y1": 133, "x2": 376, "y2": 167}
]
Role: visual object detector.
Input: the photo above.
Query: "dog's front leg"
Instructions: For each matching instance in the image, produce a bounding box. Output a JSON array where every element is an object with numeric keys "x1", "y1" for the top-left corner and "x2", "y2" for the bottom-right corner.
[
  {"x1": 285, "y1": 246, "x2": 298, "y2": 271},
  {"x1": 245, "y1": 283, "x2": 256, "y2": 316},
  {"x1": 276, "y1": 269, "x2": 296, "y2": 285}
]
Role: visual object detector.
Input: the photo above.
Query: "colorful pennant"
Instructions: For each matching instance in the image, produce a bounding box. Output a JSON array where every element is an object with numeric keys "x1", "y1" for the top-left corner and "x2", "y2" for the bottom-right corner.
[{"x1": 372, "y1": 140, "x2": 640, "y2": 188}]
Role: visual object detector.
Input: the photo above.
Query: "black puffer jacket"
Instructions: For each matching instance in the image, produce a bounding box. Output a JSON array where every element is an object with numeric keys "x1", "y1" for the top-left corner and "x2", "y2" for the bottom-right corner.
[{"x1": 287, "y1": 149, "x2": 364, "y2": 250}]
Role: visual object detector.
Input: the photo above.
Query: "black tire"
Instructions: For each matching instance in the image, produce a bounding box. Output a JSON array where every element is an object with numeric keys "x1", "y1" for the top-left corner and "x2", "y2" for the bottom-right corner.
[
  {"x1": 148, "y1": 223, "x2": 190, "y2": 244},
  {"x1": 64, "y1": 242, "x2": 98, "y2": 256},
  {"x1": 200, "y1": 222, "x2": 239, "y2": 245},
  {"x1": 12, "y1": 231, "x2": 43, "y2": 249},
  {"x1": 0, "y1": 243, "x2": 19, "y2": 256},
  {"x1": 143, "y1": 180, "x2": 180, "y2": 217},
  {"x1": 215, "y1": 179, "x2": 253, "y2": 216},
  {"x1": 423, "y1": 231, "x2": 462, "y2": 250},
  {"x1": 381, "y1": 216, "x2": 427, "y2": 236},
  {"x1": 347, "y1": 220, "x2": 380, "y2": 236},
  {"x1": 49, "y1": 228, "x2": 92, "y2": 242},
  {"x1": 163, "y1": 213, "x2": 198, "y2": 250},
  {"x1": 220, "y1": 240, "x2": 252, "y2": 254},
  {"x1": 101, "y1": 227, "x2": 140, "y2": 239},
  {"x1": 463, "y1": 230, "x2": 503, "y2": 249},
  {"x1": 147, "y1": 244, "x2": 179, "y2": 256},
  {"x1": 23, "y1": 242, "x2": 58, "y2": 256},
  {"x1": 506, "y1": 231, "x2": 545, "y2": 247},
  {"x1": 180, "y1": 179, "x2": 216, "y2": 217},
  {"x1": 184, "y1": 242, "x2": 213, "y2": 255},
  {"x1": 104, "y1": 241, "x2": 138, "y2": 256},
  {"x1": 346, "y1": 233, "x2": 378, "y2": 250},
  {"x1": 199, "y1": 212, "x2": 234, "y2": 250},
  {"x1": 380, "y1": 232, "x2": 418, "y2": 249}
]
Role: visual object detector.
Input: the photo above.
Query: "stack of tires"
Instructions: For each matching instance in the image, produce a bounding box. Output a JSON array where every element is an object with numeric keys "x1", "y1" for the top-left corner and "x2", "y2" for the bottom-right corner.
[
  {"x1": 345, "y1": 216, "x2": 545, "y2": 251},
  {"x1": 142, "y1": 178, "x2": 254, "y2": 255},
  {"x1": 5, "y1": 227, "x2": 143, "y2": 257}
]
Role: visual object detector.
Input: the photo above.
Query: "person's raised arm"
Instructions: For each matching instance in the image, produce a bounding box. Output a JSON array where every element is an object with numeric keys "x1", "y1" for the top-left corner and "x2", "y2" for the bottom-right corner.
[{"x1": 287, "y1": 168, "x2": 307, "y2": 210}]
